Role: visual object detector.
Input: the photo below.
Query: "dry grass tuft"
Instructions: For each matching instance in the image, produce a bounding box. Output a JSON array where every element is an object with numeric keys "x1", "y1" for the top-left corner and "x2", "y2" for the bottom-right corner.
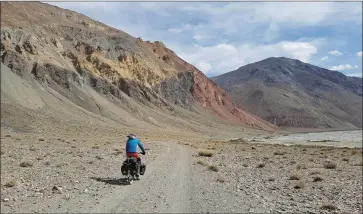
[
  {"x1": 216, "y1": 177, "x2": 226, "y2": 183},
  {"x1": 353, "y1": 161, "x2": 362, "y2": 166},
  {"x1": 321, "y1": 204, "x2": 337, "y2": 211},
  {"x1": 313, "y1": 176, "x2": 323, "y2": 182},
  {"x1": 294, "y1": 181, "x2": 305, "y2": 189},
  {"x1": 289, "y1": 174, "x2": 300, "y2": 180},
  {"x1": 309, "y1": 170, "x2": 321, "y2": 175},
  {"x1": 56, "y1": 163, "x2": 67, "y2": 168},
  {"x1": 323, "y1": 161, "x2": 337, "y2": 169},
  {"x1": 198, "y1": 150, "x2": 215, "y2": 157},
  {"x1": 208, "y1": 165, "x2": 219, "y2": 172},
  {"x1": 196, "y1": 160, "x2": 207, "y2": 166},
  {"x1": 256, "y1": 163, "x2": 265, "y2": 168},
  {"x1": 351, "y1": 150, "x2": 359, "y2": 155},
  {"x1": 274, "y1": 151, "x2": 286, "y2": 156},
  {"x1": 296, "y1": 164, "x2": 307, "y2": 170},
  {"x1": 20, "y1": 161, "x2": 33, "y2": 167},
  {"x1": 39, "y1": 138, "x2": 45, "y2": 141},
  {"x1": 268, "y1": 177, "x2": 275, "y2": 181},
  {"x1": 4, "y1": 180, "x2": 17, "y2": 187}
]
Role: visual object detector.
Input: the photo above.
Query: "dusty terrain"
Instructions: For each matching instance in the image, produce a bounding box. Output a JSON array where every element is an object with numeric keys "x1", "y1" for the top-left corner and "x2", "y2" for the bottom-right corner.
[{"x1": 1, "y1": 129, "x2": 362, "y2": 213}]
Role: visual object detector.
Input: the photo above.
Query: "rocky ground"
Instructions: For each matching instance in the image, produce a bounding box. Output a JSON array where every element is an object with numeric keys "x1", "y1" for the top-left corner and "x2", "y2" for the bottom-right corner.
[
  {"x1": 187, "y1": 139, "x2": 363, "y2": 213},
  {"x1": 1, "y1": 129, "x2": 362, "y2": 213}
]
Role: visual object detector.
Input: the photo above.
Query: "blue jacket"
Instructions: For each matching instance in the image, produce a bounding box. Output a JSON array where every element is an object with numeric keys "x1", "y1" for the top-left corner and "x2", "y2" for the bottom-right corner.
[{"x1": 126, "y1": 138, "x2": 145, "y2": 153}]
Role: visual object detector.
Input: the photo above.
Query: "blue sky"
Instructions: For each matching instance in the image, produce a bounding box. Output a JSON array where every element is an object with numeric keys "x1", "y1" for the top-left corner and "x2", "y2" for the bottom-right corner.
[{"x1": 47, "y1": 2, "x2": 362, "y2": 77}]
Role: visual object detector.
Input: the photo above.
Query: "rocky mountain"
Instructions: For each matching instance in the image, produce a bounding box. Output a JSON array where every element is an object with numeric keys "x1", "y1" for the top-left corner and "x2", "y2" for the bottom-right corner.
[
  {"x1": 211, "y1": 57, "x2": 362, "y2": 128},
  {"x1": 0, "y1": 1, "x2": 277, "y2": 135}
]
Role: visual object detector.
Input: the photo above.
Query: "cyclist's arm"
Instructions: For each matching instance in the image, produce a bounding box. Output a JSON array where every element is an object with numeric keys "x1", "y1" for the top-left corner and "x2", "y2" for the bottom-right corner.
[{"x1": 137, "y1": 140, "x2": 146, "y2": 153}]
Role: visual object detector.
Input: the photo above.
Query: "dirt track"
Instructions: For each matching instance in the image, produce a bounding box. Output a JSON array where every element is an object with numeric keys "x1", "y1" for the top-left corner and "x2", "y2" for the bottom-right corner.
[{"x1": 91, "y1": 143, "x2": 193, "y2": 213}]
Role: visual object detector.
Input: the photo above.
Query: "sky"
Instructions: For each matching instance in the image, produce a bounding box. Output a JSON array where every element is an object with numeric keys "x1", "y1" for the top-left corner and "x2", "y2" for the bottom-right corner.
[{"x1": 47, "y1": 2, "x2": 362, "y2": 78}]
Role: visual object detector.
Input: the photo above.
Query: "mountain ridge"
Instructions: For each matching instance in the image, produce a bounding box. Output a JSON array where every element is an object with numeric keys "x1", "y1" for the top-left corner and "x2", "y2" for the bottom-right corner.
[
  {"x1": 1, "y1": 1, "x2": 278, "y2": 134},
  {"x1": 211, "y1": 57, "x2": 362, "y2": 128}
]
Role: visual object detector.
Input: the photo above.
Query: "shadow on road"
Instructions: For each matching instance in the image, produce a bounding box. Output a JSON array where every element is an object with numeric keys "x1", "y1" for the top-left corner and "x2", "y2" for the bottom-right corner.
[{"x1": 90, "y1": 176, "x2": 131, "y2": 186}]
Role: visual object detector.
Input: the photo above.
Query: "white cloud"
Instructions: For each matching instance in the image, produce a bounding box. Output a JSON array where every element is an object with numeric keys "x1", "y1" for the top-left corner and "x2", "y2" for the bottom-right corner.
[
  {"x1": 46, "y1": 2, "x2": 361, "y2": 77},
  {"x1": 178, "y1": 40, "x2": 318, "y2": 76},
  {"x1": 167, "y1": 24, "x2": 200, "y2": 34},
  {"x1": 197, "y1": 62, "x2": 213, "y2": 74},
  {"x1": 328, "y1": 50, "x2": 343, "y2": 56},
  {"x1": 193, "y1": 34, "x2": 204, "y2": 41},
  {"x1": 346, "y1": 72, "x2": 362, "y2": 77},
  {"x1": 330, "y1": 64, "x2": 359, "y2": 71},
  {"x1": 357, "y1": 51, "x2": 362, "y2": 57},
  {"x1": 321, "y1": 56, "x2": 329, "y2": 60},
  {"x1": 263, "y1": 22, "x2": 280, "y2": 42}
]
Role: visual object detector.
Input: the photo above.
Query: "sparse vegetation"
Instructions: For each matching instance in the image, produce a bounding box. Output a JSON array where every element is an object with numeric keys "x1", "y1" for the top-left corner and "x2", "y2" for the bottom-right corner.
[
  {"x1": 268, "y1": 177, "x2": 275, "y2": 181},
  {"x1": 39, "y1": 138, "x2": 45, "y2": 141},
  {"x1": 95, "y1": 156, "x2": 103, "y2": 160},
  {"x1": 256, "y1": 163, "x2": 265, "y2": 168},
  {"x1": 92, "y1": 146, "x2": 100, "y2": 149},
  {"x1": 342, "y1": 158, "x2": 349, "y2": 162},
  {"x1": 20, "y1": 161, "x2": 33, "y2": 167},
  {"x1": 309, "y1": 170, "x2": 321, "y2": 175},
  {"x1": 353, "y1": 161, "x2": 362, "y2": 166},
  {"x1": 4, "y1": 180, "x2": 17, "y2": 187},
  {"x1": 313, "y1": 176, "x2": 323, "y2": 182},
  {"x1": 323, "y1": 161, "x2": 337, "y2": 169},
  {"x1": 56, "y1": 163, "x2": 67, "y2": 168},
  {"x1": 196, "y1": 160, "x2": 207, "y2": 166},
  {"x1": 274, "y1": 151, "x2": 286, "y2": 155},
  {"x1": 198, "y1": 150, "x2": 215, "y2": 157},
  {"x1": 351, "y1": 150, "x2": 359, "y2": 155},
  {"x1": 289, "y1": 174, "x2": 300, "y2": 180},
  {"x1": 321, "y1": 204, "x2": 337, "y2": 211},
  {"x1": 216, "y1": 177, "x2": 226, "y2": 183},
  {"x1": 208, "y1": 165, "x2": 219, "y2": 172},
  {"x1": 243, "y1": 163, "x2": 248, "y2": 167},
  {"x1": 296, "y1": 164, "x2": 303, "y2": 170},
  {"x1": 44, "y1": 161, "x2": 51, "y2": 166},
  {"x1": 294, "y1": 181, "x2": 305, "y2": 189}
]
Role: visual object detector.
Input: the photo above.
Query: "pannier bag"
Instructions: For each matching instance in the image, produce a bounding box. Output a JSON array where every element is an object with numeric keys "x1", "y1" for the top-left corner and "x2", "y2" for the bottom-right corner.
[{"x1": 140, "y1": 163, "x2": 146, "y2": 175}]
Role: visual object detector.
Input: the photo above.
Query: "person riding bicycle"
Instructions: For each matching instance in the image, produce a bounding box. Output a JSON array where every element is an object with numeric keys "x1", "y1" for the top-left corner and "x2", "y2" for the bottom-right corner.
[{"x1": 125, "y1": 134, "x2": 145, "y2": 177}]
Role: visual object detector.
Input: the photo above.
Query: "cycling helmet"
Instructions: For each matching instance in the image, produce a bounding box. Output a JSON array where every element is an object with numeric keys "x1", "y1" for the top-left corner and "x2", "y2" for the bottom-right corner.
[{"x1": 127, "y1": 134, "x2": 136, "y2": 139}]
